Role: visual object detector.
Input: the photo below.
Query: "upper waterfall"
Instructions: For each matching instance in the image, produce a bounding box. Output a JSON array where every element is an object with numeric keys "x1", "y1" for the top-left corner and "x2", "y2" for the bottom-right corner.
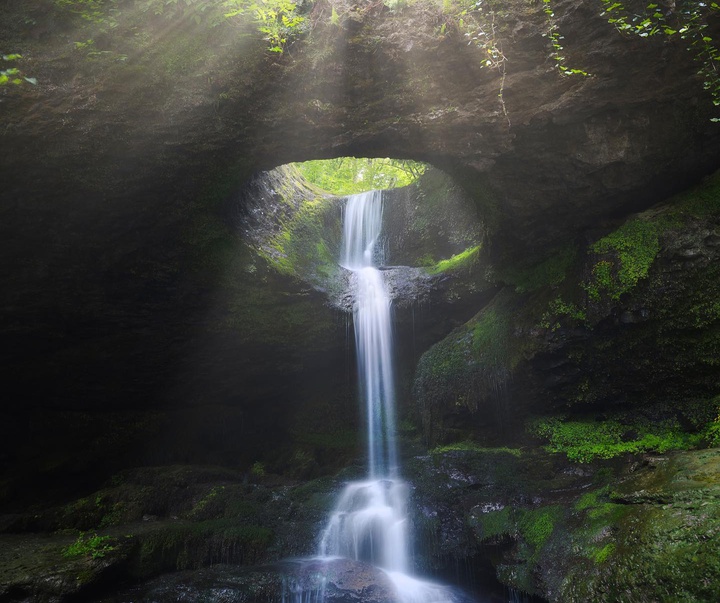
[{"x1": 342, "y1": 190, "x2": 397, "y2": 478}]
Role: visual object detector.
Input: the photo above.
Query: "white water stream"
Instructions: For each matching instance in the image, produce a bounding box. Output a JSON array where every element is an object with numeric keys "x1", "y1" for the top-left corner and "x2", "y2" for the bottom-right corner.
[{"x1": 315, "y1": 190, "x2": 456, "y2": 603}]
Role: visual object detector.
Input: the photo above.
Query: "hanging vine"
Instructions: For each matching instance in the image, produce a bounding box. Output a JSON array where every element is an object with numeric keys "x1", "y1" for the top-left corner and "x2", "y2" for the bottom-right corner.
[
  {"x1": 541, "y1": 0, "x2": 590, "y2": 76},
  {"x1": 599, "y1": 0, "x2": 720, "y2": 115},
  {"x1": 444, "y1": 0, "x2": 510, "y2": 124}
]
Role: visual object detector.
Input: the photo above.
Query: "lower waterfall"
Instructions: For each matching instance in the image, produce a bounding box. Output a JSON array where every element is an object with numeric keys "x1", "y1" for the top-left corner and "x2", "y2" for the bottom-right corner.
[{"x1": 299, "y1": 190, "x2": 462, "y2": 603}]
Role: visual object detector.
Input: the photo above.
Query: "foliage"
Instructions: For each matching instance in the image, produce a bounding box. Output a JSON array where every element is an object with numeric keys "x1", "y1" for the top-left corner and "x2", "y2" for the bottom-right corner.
[
  {"x1": 541, "y1": 0, "x2": 590, "y2": 76},
  {"x1": 136, "y1": 520, "x2": 273, "y2": 574},
  {"x1": 0, "y1": 53, "x2": 37, "y2": 86},
  {"x1": 599, "y1": 0, "x2": 720, "y2": 114},
  {"x1": 250, "y1": 461, "x2": 266, "y2": 478},
  {"x1": 439, "y1": 0, "x2": 510, "y2": 122},
  {"x1": 259, "y1": 192, "x2": 338, "y2": 281},
  {"x1": 224, "y1": 0, "x2": 305, "y2": 53},
  {"x1": 51, "y1": 0, "x2": 304, "y2": 52},
  {"x1": 702, "y1": 396, "x2": 720, "y2": 445},
  {"x1": 63, "y1": 532, "x2": 117, "y2": 559},
  {"x1": 425, "y1": 245, "x2": 480, "y2": 274},
  {"x1": 294, "y1": 158, "x2": 426, "y2": 196},
  {"x1": 54, "y1": 0, "x2": 110, "y2": 23},
  {"x1": 529, "y1": 415, "x2": 705, "y2": 462}
]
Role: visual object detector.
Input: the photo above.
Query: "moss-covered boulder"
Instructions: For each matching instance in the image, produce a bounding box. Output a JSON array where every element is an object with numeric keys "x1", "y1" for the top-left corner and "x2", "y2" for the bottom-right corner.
[
  {"x1": 406, "y1": 444, "x2": 720, "y2": 602},
  {"x1": 413, "y1": 170, "x2": 720, "y2": 446},
  {"x1": 0, "y1": 464, "x2": 356, "y2": 601}
]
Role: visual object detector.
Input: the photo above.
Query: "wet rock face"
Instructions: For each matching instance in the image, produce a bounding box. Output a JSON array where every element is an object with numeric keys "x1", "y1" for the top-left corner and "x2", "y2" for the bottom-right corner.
[
  {"x1": 412, "y1": 171, "x2": 720, "y2": 446},
  {"x1": 406, "y1": 447, "x2": 720, "y2": 603},
  {"x1": 2, "y1": 0, "x2": 719, "y2": 259},
  {"x1": 1, "y1": 4, "x2": 720, "y2": 597}
]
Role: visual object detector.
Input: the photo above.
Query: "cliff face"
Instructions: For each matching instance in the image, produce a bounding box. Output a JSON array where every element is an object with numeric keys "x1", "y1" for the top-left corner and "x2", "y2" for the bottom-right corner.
[{"x1": 2, "y1": 0, "x2": 720, "y2": 599}]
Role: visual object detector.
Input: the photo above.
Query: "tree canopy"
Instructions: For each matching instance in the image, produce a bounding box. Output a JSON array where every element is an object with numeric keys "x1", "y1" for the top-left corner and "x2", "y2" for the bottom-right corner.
[{"x1": 294, "y1": 158, "x2": 426, "y2": 196}]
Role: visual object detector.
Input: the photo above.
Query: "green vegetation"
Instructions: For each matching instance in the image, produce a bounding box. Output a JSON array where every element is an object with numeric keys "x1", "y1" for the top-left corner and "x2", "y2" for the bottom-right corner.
[
  {"x1": 135, "y1": 520, "x2": 273, "y2": 575},
  {"x1": 188, "y1": 486, "x2": 226, "y2": 519},
  {"x1": 669, "y1": 169, "x2": 720, "y2": 217},
  {"x1": 599, "y1": 0, "x2": 720, "y2": 113},
  {"x1": 472, "y1": 306, "x2": 511, "y2": 370},
  {"x1": 258, "y1": 192, "x2": 339, "y2": 281},
  {"x1": 539, "y1": 296, "x2": 586, "y2": 330},
  {"x1": 541, "y1": 0, "x2": 590, "y2": 76},
  {"x1": 439, "y1": 0, "x2": 510, "y2": 121},
  {"x1": 426, "y1": 245, "x2": 480, "y2": 274},
  {"x1": 473, "y1": 506, "x2": 514, "y2": 541},
  {"x1": 1, "y1": 53, "x2": 37, "y2": 86},
  {"x1": 585, "y1": 218, "x2": 661, "y2": 301},
  {"x1": 519, "y1": 505, "x2": 561, "y2": 550},
  {"x1": 224, "y1": 0, "x2": 305, "y2": 53},
  {"x1": 430, "y1": 441, "x2": 521, "y2": 456},
  {"x1": 63, "y1": 532, "x2": 117, "y2": 559},
  {"x1": 52, "y1": 0, "x2": 305, "y2": 52},
  {"x1": 529, "y1": 415, "x2": 708, "y2": 462},
  {"x1": 500, "y1": 245, "x2": 577, "y2": 293},
  {"x1": 562, "y1": 450, "x2": 720, "y2": 601},
  {"x1": 294, "y1": 158, "x2": 426, "y2": 196}
]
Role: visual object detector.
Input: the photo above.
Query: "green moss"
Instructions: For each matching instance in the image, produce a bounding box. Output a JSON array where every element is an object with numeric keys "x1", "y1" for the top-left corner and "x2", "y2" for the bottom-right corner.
[
  {"x1": 701, "y1": 396, "x2": 720, "y2": 445},
  {"x1": 99, "y1": 501, "x2": 127, "y2": 527},
  {"x1": 586, "y1": 218, "x2": 661, "y2": 301},
  {"x1": 574, "y1": 489, "x2": 602, "y2": 511},
  {"x1": 500, "y1": 245, "x2": 577, "y2": 293},
  {"x1": 561, "y1": 450, "x2": 720, "y2": 601},
  {"x1": 430, "y1": 441, "x2": 522, "y2": 456},
  {"x1": 262, "y1": 195, "x2": 340, "y2": 280},
  {"x1": 471, "y1": 506, "x2": 515, "y2": 541},
  {"x1": 592, "y1": 542, "x2": 615, "y2": 564},
  {"x1": 529, "y1": 415, "x2": 706, "y2": 463},
  {"x1": 471, "y1": 305, "x2": 514, "y2": 370},
  {"x1": 188, "y1": 486, "x2": 225, "y2": 520},
  {"x1": 539, "y1": 296, "x2": 587, "y2": 330},
  {"x1": 135, "y1": 520, "x2": 273, "y2": 576},
  {"x1": 414, "y1": 291, "x2": 535, "y2": 443},
  {"x1": 518, "y1": 505, "x2": 561, "y2": 550},
  {"x1": 426, "y1": 245, "x2": 481, "y2": 274},
  {"x1": 667, "y1": 169, "x2": 720, "y2": 218}
]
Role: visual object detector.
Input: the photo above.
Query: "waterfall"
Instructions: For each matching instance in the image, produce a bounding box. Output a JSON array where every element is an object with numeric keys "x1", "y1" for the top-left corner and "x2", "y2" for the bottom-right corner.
[
  {"x1": 340, "y1": 190, "x2": 398, "y2": 479},
  {"x1": 315, "y1": 191, "x2": 458, "y2": 603}
]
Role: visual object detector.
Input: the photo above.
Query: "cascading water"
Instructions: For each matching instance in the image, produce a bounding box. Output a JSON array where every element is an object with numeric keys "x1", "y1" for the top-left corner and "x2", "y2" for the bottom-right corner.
[
  {"x1": 339, "y1": 189, "x2": 397, "y2": 481},
  {"x1": 315, "y1": 190, "x2": 458, "y2": 603}
]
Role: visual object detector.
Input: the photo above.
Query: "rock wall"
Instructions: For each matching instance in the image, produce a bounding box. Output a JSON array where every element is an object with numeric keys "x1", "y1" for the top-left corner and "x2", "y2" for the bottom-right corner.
[
  {"x1": 414, "y1": 170, "x2": 720, "y2": 446},
  {"x1": 2, "y1": 0, "x2": 720, "y2": 599}
]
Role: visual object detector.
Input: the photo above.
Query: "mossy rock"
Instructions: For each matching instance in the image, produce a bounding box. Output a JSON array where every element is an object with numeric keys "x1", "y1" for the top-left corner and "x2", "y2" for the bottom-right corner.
[{"x1": 559, "y1": 450, "x2": 720, "y2": 602}]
